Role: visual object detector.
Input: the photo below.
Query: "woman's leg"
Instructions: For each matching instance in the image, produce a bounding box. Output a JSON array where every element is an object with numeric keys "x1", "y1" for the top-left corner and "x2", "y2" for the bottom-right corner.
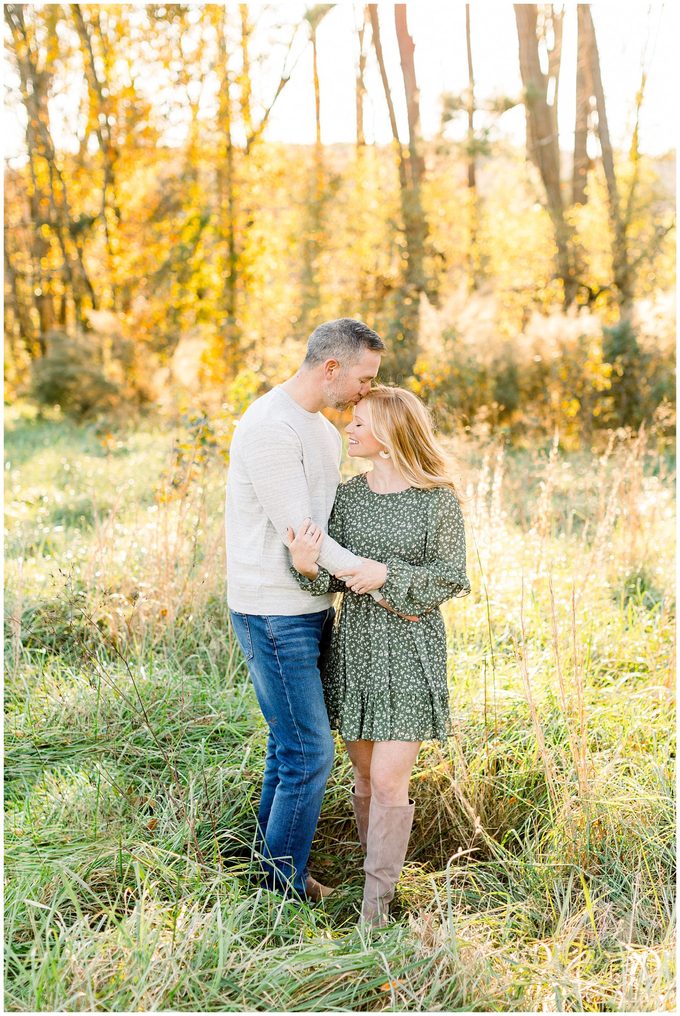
[
  {"x1": 344, "y1": 739, "x2": 373, "y2": 854},
  {"x1": 369, "y1": 740, "x2": 421, "y2": 805},
  {"x1": 361, "y1": 740, "x2": 421, "y2": 926},
  {"x1": 344, "y1": 739, "x2": 373, "y2": 796}
]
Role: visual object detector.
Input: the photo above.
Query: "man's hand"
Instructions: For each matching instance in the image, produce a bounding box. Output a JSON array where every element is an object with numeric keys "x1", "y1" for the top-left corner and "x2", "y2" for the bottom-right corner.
[
  {"x1": 338, "y1": 558, "x2": 388, "y2": 595},
  {"x1": 287, "y1": 518, "x2": 322, "y2": 579}
]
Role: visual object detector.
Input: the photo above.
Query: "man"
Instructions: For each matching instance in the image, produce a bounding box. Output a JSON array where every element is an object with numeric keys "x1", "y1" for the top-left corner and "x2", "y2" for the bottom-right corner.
[{"x1": 225, "y1": 318, "x2": 388, "y2": 900}]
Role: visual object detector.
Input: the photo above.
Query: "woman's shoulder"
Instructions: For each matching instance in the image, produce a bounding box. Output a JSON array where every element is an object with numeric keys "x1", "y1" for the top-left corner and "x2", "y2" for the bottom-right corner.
[
  {"x1": 424, "y1": 485, "x2": 464, "y2": 517},
  {"x1": 331, "y1": 473, "x2": 365, "y2": 510},
  {"x1": 339, "y1": 473, "x2": 368, "y2": 494}
]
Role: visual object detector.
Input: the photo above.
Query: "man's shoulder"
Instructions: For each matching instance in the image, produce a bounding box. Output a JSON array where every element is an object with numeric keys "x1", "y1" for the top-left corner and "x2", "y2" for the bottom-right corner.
[
  {"x1": 319, "y1": 412, "x2": 342, "y2": 442},
  {"x1": 235, "y1": 389, "x2": 296, "y2": 439},
  {"x1": 238, "y1": 387, "x2": 279, "y2": 423}
]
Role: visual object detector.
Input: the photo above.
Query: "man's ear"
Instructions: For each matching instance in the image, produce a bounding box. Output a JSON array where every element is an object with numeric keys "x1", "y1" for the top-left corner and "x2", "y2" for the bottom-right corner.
[{"x1": 323, "y1": 358, "x2": 339, "y2": 380}]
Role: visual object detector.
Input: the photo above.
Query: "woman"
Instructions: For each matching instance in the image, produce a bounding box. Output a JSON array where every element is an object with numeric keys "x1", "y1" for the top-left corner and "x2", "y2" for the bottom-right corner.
[{"x1": 287, "y1": 385, "x2": 470, "y2": 927}]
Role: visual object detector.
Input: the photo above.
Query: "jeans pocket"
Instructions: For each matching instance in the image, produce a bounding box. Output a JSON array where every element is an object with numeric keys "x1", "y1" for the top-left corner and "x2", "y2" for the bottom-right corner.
[{"x1": 231, "y1": 611, "x2": 254, "y2": 661}]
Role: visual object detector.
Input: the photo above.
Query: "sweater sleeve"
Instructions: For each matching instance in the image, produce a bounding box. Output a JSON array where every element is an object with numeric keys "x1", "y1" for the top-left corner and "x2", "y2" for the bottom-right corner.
[
  {"x1": 379, "y1": 488, "x2": 470, "y2": 615},
  {"x1": 291, "y1": 485, "x2": 348, "y2": 596},
  {"x1": 241, "y1": 423, "x2": 361, "y2": 576}
]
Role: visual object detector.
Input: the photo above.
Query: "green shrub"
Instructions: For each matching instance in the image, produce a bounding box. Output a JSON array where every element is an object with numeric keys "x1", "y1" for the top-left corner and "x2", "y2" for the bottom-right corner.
[{"x1": 29, "y1": 314, "x2": 155, "y2": 421}]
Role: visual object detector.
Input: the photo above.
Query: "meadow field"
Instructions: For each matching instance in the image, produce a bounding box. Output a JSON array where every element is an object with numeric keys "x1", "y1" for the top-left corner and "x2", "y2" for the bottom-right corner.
[{"x1": 3, "y1": 403, "x2": 676, "y2": 1012}]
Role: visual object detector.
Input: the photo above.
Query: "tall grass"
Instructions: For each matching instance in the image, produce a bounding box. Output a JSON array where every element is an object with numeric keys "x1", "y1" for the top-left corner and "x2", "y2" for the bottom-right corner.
[{"x1": 4, "y1": 403, "x2": 675, "y2": 1011}]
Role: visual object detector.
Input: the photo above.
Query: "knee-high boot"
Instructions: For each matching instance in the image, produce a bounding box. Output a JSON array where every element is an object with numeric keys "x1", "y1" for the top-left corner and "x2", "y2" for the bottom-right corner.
[
  {"x1": 351, "y1": 785, "x2": 371, "y2": 855},
  {"x1": 361, "y1": 797, "x2": 415, "y2": 928}
]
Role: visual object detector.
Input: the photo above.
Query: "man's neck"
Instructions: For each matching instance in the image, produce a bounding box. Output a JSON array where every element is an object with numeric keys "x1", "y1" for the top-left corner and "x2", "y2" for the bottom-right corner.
[{"x1": 280, "y1": 372, "x2": 325, "y2": 414}]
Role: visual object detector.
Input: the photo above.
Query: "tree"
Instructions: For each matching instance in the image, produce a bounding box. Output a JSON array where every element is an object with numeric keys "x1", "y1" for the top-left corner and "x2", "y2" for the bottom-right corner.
[
  {"x1": 296, "y1": 6, "x2": 335, "y2": 334},
  {"x1": 5, "y1": 4, "x2": 99, "y2": 335},
  {"x1": 440, "y1": 10, "x2": 518, "y2": 294},
  {"x1": 464, "y1": 4, "x2": 481, "y2": 290},
  {"x1": 572, "y1": 5, "x2": 591, "y2": 205},
  {"x1": 70, "y1": 4, "x2": 122, "y2": 307},
  {"x1": 579, "y1": 6, "x2": 636, "y2": 317},
  {"x1": 355, "y1": 5, "x2": 369, "y2": 148},
  {"x1": 368, "y1": 3, "x2": 429, "y2": 379},
  {"x1": 214, "y1": 7, "x2": 240, "y2": 376},
  {"x1": 514, "y1": 3, "x2": 580, "y2": 306}
]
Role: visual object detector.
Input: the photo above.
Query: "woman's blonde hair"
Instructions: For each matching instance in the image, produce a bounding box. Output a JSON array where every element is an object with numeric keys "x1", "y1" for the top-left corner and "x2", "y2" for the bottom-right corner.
[{"x1": 361, "y1": 385, "x2": 459, "y2": 496}]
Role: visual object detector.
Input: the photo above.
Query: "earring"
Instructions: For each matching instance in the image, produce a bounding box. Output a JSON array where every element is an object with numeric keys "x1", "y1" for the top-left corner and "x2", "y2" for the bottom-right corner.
[{"x1": 379, "y1": 449, "x2": 390, "y2": 459}]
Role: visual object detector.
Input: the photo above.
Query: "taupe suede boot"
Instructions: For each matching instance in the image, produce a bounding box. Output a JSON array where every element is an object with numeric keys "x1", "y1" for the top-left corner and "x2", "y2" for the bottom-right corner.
[
  {"x1": 351, "y1": 786, "x2": 371, "y2": 855},
  {"x1": 360, "y1": 798, "x2": 415, "y2": 928}
]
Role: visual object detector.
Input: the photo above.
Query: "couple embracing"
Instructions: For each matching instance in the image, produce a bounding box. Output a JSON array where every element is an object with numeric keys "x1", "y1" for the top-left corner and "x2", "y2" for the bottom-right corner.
[{"x1": 225, "y1": 318, "x2": 470, "y2": 928}]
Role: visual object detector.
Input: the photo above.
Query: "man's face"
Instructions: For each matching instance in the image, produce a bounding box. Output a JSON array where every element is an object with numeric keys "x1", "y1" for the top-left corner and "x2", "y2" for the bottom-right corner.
[{"x1": 322, "y1": 349, "x2": 382, "y2": 410}]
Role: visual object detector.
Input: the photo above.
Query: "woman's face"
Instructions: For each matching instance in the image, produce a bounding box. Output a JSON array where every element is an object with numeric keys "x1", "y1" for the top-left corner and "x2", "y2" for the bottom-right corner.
[{"x1": 345, "y1": 401, "x2": 385, "y2": 459}]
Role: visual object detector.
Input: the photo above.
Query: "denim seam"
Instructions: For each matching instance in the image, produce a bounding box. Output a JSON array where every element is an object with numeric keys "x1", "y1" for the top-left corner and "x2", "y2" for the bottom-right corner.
[
  {"x1": 231, "y1": 611, "x2": 254, "y2": 660},
  {"x1": 241, "y1": 614, "x2": 253, "y2": 660},
  {"x1": 264, "y1": 615, "x2": 309, "y2": 880}
]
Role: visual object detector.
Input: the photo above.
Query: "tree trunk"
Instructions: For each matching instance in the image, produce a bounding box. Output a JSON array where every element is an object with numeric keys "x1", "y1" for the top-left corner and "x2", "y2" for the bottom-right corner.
[
  {"x1": 299, "y1": 23, "x2": 325, "y2": 333},
  {"x1": 580, "y1": 5, "x2": 633, "y2": 316},
  {"x1": 514, "y1": 3, "x2": 578, "y2": 307},
  {"x1": 355, "y1": 6, "x2": 368, "y2": 147},
  {"x1": 4, "y1": 245, "x2": 41, "y2": 357},
  {"x1": 7, "y1": 6, "x2": 99, "y2": 324},
  {"x1": 394, "y1": 5, "x2": 421, "y2": 175},
  {"x1": 369, "y1": 4, "x2": 428, "y2": 379},
  {"x1": 465, "y1": 4, "x2": 481, "y2": 290},
  {"x1": 215, "y1": 9, "x2": 239, "y2": 379},
  {"x1": 572, "y1": 5, "x2": 590, "y2": 205},
  {"x1": 392, "y1": 4, "x2": 424, "y2": 296},
  {"x1": 239, "y1": 4, "x2": 253, "y2": 139},
  {"x1": 5, "y1": 5, "x2": 98, "y2": 330},
  {"x1": 544, "y1": 6, "x2": 563, "y2": 145},
  {"x1": 368, "y1": 7, "x2": 400, "y2": 144},
  {"x1": 70, "y1": 4, "x2": 121, "y2": 307},
  {"x1": 312, "y1": 26, "x2": 321, "y2": 148}
]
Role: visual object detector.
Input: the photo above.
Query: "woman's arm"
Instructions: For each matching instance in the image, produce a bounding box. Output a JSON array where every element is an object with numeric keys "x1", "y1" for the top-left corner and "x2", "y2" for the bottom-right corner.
[
  {"x1": 378, "y1": 489, "x2": 471, "y2": 615},
  {"x1": 288, "y1": 492, "x2": 348, "y2": 596}
]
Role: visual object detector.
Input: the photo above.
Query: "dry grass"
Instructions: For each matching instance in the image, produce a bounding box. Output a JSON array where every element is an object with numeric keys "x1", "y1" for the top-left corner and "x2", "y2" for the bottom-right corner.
[{"x1": 4, "y1": 403, "x2": 676, "y2": 1011}]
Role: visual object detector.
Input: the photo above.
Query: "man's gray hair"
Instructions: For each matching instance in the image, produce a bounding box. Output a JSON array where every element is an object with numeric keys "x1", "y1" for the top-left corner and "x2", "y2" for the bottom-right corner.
[{"x1": 303, "y1": 318, "x2": 386, "y2": 367}]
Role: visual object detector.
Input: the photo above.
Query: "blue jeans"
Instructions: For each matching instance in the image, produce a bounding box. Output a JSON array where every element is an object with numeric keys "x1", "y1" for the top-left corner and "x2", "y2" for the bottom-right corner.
[{"x1": 229, "y1": 608, "x2": 335, "y2": 895}]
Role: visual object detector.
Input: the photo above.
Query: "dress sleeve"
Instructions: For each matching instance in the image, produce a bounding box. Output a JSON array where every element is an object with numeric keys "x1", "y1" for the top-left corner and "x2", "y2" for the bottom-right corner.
[
  {"x1": 379, "y1": 488, "x2": 470, "y2": 615},
  {"x1": 290, "y1": 485, "x2": 349, "y2": 596}
]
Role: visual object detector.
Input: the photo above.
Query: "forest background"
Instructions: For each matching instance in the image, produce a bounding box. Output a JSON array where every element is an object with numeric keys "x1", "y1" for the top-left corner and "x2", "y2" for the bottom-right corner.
[
  {"x1": 3, "y1": 2, "x2": 677, "y2": 1012},
  {"x1": 4, "y1": 1, "x2": 676, "y2": 437}
]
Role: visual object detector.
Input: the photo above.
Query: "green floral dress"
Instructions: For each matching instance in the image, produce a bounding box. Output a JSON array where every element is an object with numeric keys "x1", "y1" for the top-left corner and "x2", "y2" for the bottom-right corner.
[{"x1": 292, "y1": 473, "x2": 470, "y2": 742}]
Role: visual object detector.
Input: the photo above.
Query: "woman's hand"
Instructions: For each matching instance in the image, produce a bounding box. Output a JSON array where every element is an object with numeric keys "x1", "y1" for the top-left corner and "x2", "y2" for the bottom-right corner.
[
  {"x1": 376, "y1": 598, "x2": 420, "y2": 622},
  {"x1": 337, "y1": 560, "x2": 387, "y2": 594},
  {"x1": 287, "y1": 518, "x2": 323, "y2": 579}
]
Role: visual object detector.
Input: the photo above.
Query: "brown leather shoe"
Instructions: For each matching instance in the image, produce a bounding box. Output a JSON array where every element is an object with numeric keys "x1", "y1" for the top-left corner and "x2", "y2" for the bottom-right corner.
[{"x1": 305, "y1": 875, "x2": 335, "y2": 902}]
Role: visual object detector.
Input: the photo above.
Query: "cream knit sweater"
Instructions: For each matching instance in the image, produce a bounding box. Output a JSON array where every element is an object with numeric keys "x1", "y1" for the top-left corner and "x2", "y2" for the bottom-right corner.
[{"x1": 225, "y1": 386, "x2": 361, "y2": 615}]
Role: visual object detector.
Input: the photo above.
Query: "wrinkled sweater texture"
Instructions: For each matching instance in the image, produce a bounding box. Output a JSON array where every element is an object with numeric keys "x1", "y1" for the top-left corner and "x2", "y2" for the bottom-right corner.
[{"x1": 225, "y1": 385, "x2": 361, "y2": 615}]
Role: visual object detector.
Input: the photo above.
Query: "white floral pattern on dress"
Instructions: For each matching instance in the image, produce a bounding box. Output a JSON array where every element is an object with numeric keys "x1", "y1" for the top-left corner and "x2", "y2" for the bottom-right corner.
[{"x1": 292, "y1": 473, "x2": 470, "y2": 742}]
